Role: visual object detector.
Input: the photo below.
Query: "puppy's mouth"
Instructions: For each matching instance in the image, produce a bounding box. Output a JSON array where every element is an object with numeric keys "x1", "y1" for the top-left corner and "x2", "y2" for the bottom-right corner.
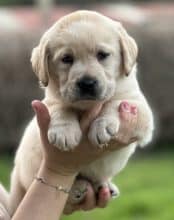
[
  {"x1": 76, "y1": 94, "x2": 102, "y2": 101},
  {"x1": 70, "y1": 90, "x2": 107, "y2": 110},
  {"x1": 73, "y1": 88, "x2": 106, "y2": 103},
  {"x1": 71, "y1": 99, "x2": 103, "y2": 110},
  {"x1": 61, "y1": 77, "x2": 115, "y2": 109},
  {"x1": 62, "y1": 90, "x2": 109, "y2": 110}
]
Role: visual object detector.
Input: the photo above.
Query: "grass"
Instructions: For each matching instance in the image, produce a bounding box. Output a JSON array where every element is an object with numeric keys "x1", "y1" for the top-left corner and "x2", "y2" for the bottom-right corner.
[
  {"x1": 0, "y1": 151, "x2": 174, "y2": 220},
  {"x1": 0, "y1": 154, "x2": 13, "y2": 188}
]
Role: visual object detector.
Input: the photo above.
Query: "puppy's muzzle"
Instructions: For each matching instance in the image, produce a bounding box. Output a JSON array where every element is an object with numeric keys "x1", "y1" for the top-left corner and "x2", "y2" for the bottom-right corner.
[{"x1": 76, "y1": 76, "x2": 100, "y2": 100}]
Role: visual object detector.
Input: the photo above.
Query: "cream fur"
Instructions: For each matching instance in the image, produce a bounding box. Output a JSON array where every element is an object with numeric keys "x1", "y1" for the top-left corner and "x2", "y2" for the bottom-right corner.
[{"x1": 0, "y1": 184, "x2": 10, "y2": 220}]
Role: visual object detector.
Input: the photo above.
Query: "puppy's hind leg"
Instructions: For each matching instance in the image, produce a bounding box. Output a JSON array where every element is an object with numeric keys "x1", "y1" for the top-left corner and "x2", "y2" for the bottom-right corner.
[
  {"x1": 0, "y1": 204, "x2": 10, "y2": 220},
  {"x1": 0, "y1": 183, "x2": 10, "y2": 220},
  {"x1": 107, "y1": 181, "x2": 120, "y2": 198},
  {"x1": 9, "y1": 169, "x2": 25, "y2": 217},
  {"x1": 0, "y1": 183, "x2": 9, "y2": 211}
]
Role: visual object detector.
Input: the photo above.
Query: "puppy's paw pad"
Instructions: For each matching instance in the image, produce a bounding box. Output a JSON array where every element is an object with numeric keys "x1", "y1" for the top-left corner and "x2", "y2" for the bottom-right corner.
[
  {"x1": 48, "y1": 123, "x2": 82, "y2": 151},
  {"x1": 88, "y1": 117, "x2": 119, "y2": 147}
]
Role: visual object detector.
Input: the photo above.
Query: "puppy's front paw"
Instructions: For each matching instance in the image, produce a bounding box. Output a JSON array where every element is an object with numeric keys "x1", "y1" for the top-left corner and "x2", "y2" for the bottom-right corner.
[
  {"x1": 48, "y1": 121, "x2": 82, "y2": 151},
  {"x1": 88, "y1": 116, "x2": 119, "y2": 147}
]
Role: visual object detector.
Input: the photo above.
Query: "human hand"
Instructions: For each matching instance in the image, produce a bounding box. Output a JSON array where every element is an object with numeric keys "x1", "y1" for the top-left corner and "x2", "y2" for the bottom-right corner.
[
  {"x1": 32, "y1": 100, "x2": 105, "y2": 176},
  {"x1": 64, "y1": 179, "x2": 111, "y2": 214},
  {"x1": 32, "y1": 100, "x2": 113, "y2": 213},
  {"x1": 32, "y1": 100, "x2": 138, "y2": 175},
  {"x1": 32, "y1": 100, "x2": 137, "y2": 212}
]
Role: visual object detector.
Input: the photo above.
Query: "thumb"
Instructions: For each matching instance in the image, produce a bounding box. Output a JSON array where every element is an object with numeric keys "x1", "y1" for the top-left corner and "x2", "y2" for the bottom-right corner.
[{"x1": 31, "y1": 100, "x2": 50, "y2": 137}]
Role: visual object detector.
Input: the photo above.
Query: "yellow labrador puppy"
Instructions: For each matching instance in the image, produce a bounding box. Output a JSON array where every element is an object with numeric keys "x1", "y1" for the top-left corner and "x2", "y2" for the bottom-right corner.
[{"x1": 9, "y1": 11, "x2": 154, "y2": 214}]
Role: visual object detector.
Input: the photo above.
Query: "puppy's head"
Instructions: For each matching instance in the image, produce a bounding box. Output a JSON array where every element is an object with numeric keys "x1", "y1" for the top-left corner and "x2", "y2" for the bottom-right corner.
[{"x1": 31, "y1": 11, "x2": 138, "y2": 109}]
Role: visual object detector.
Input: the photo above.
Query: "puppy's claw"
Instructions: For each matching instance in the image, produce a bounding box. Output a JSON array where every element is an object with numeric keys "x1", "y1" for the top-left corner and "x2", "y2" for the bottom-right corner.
[
  {"x1": 106, "y1": 124, "x2": 117, "y2": 136},
  {"x1": 48, "y1": 132, "x2": 56, "y2": 145},
  {"x1": 48, "y1": 123, "x2": 82, "y2": 151},
  {"x1": 88, "y1": 117, "x2": 119, "y2": 147}
]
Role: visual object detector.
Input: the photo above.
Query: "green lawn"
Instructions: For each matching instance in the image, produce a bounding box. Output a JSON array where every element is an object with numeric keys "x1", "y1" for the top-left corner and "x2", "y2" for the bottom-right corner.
[{"x1": 0, "y1": 152, "x2": 174, "y2": 220}]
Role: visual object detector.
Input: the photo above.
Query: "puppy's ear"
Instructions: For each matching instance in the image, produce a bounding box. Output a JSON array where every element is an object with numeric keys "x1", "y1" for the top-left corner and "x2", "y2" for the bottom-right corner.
[
  {"x1": 31, "y1": 40, "x2": 49, "y2": 87},
  {"x1": 118, "y1": 24, "x2": 138, "y2": 76}
]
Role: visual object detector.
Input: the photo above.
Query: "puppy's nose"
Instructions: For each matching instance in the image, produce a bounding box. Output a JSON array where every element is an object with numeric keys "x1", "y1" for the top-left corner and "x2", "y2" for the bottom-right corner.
[{"x1": 77, "y1": 76, "x2": 98, "y2": 97}]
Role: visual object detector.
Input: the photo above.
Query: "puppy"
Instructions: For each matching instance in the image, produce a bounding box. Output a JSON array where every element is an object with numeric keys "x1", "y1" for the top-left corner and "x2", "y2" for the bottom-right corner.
[{"x1": 9, "y1": 11, "x2": 154, "y2": 215}]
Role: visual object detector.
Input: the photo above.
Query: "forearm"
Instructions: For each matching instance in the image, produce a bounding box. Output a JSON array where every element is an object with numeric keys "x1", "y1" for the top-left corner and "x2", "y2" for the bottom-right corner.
[{"x1": 12, "y1": 162, "x2": 75, "y2": 220}]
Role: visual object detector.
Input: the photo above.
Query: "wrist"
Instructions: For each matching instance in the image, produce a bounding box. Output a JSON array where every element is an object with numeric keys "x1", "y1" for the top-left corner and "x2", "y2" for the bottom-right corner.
[
  {"x1": 38, "y1": 161, "x2": 76, "y2": 189},
  {"x1": 42, "y1": 157, "x2": 79, "y2": 176}
]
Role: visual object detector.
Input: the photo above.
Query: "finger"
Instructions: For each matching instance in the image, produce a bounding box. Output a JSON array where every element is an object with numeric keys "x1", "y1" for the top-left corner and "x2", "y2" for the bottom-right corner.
[
  {"x1": 130, "y1": 105, "x2": 138, "y2": 115},
  {"x1": 80, "y1": 102, "x2": 103, "y2": 132},
  {"x1": 116, "y1": 102, "x2": 138, "y2": 142},
  {"x1": 32, "y1": 100, "x2": 50, "y2": 137},
  {"x1": 119, "y1": 110, "x2": 137, "y2": 136},
  {"x1": 97, "y1": 187, "x2": 111, "y2": 208},
  {"x1": 76, "y1": 184, "x2": 96, "y2": 211},
  {"x1": 119, "y1": 101, "x2": 131, "y2": 112},
  {"x1": 119, "y1": 101, "x2": 137, "y2": 121}
]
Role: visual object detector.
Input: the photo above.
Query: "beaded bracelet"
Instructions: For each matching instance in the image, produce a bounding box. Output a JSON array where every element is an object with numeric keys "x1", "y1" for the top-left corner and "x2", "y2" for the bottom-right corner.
[{"x1": 35, "y1": 176, "x2": 70, "y2": 194}]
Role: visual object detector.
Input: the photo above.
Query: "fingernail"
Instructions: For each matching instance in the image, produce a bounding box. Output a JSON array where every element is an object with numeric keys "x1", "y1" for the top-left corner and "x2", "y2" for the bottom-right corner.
[
  {"x1": 31, "y1": 101, "x2": 37, "y2": 112},
  {"x1": 120, "y1": 102, "x2": 131, "y2": 112},
  {"x1": 131, "y1": 106, "x2": 137, "y2": 115},
  {"x1": 100, "y1": 187, "x2": 110, "y2": 198}
]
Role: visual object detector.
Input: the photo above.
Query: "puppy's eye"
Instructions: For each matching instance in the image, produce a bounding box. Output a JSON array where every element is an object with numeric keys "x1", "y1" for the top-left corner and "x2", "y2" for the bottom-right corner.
[
  {"x1": 61, "y1": 54, "x2": 74, "y2": 64},
  {"x1": 97, "y1": 51, "x2": 110, "y2": 61}
]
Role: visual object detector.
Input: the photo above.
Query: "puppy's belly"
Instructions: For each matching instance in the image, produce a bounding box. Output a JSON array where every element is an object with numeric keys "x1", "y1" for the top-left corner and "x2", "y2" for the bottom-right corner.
[{"x1": 80, "y1": 143, "x2": 136, "y2": 183}]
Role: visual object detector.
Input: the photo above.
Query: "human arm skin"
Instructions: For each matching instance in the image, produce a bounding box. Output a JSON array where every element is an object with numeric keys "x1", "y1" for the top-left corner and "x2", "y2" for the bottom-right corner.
[{"x1": 12, "y1": 163, "x2": 74, "y2": 220}]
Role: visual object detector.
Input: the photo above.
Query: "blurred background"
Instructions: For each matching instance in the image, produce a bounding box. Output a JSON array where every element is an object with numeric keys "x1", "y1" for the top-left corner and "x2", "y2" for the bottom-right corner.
[{"x1": 0, "y1": 0, "x2": 173, "y2": 219}]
